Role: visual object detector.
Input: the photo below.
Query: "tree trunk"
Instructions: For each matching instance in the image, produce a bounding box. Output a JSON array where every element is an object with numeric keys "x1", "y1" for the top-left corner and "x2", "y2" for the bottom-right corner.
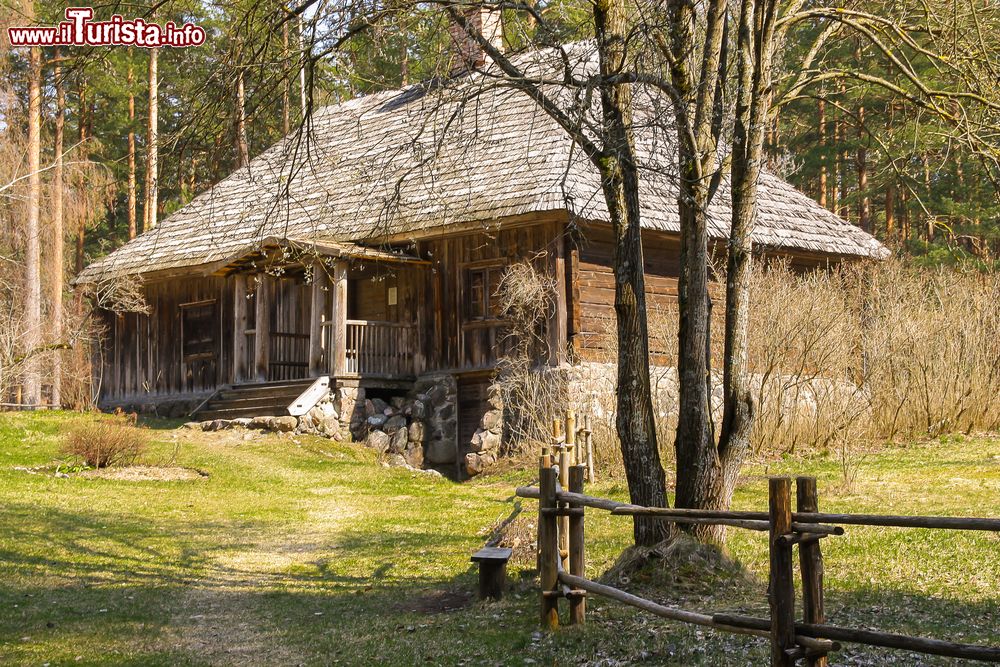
[
  {"x1": 666, "y1": 0, "x2": 728, "y2": 538},
  {"x1": 75, "y1": 77, "x2": 87, "y2": 275},
  {"x1": 885, "y1": 182, "x2": 895, "y2": 239},
  {"x1": 715, "y1": 0, "x2": 780, "y2": 544},
  {"x1": 857, "y1": 105, "x2": 870, "y2": 232},
  {"x1": 282, "y1": 21, "x2": 291, "y2": 135},
  {"x1": 145, "y1": 48, "x2": 159, "y2": 231},
  {"x1": 593, "y1": 0, "x2": 670, "y2": 547},
  {"x1": 818, "y1": 98, "x2": 827, "y2": 209},
  {"x1": 51, "y1": 51, "x2": 65, "y2": 406},
  {"x1": 24, "y1": 41, "x2": 42, "y2": 406},
  {"x1": 236, "y1": 49, "x2": 250, "y2": 168},
  {"x1": 127, "y1": 61, "x2": 137, "y2": 240}
]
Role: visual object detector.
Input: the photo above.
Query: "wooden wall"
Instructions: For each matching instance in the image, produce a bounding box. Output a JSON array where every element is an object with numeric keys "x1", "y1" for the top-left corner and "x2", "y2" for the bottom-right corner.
[
  {"x1": 99, "y1": 275, "x2": 235, "y2": 404},
  {"x1": 571, "y1": 225, "x2": 685, "y2": 362},
  {"x1": 418, "y1": 221, "x2": 559, "y2": 374}
]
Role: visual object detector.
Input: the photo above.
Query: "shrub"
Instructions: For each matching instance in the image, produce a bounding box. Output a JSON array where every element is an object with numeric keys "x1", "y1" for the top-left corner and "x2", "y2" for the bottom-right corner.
[
  {"x1": 61, "y1": 418, "x2": 147, "y2": 468},
  {"x1": 583, "y1": 258, "x2": 1000, "y2": 476}
]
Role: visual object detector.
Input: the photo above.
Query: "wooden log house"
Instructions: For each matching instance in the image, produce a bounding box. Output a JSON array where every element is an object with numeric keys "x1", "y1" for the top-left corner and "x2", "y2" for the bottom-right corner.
[{"x1": 75, "y1": 40, "x2": 887, "y2": 441}]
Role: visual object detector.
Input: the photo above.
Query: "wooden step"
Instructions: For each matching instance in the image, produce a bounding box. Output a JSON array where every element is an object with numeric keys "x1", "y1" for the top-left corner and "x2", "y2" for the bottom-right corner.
[
  {"x1": 195, "y1": 405, "x2": 291, "y2": 420},
  {"x1": 204, "y1": 395, "x2": 300, "y2": 411},
  {"x1": 216, "y1": 386, "x2": 306, "y2": 401}
]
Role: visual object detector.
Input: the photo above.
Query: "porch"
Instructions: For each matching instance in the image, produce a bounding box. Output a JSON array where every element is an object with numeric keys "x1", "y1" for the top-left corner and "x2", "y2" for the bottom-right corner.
[{"x1": 223, "y1": 238, "x2": 428, "y2": 385}]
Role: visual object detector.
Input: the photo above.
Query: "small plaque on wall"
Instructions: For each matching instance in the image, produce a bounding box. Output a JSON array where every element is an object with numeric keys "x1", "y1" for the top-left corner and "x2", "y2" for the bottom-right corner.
[{"x1": 387, "y1": 286, "x2": 398, "y2": 306}]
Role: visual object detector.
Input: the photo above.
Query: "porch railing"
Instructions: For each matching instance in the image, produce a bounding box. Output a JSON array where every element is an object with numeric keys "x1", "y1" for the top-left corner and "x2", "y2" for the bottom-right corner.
[{"x1": 333, "y1": 319, "x2": 415, "y2": 377}]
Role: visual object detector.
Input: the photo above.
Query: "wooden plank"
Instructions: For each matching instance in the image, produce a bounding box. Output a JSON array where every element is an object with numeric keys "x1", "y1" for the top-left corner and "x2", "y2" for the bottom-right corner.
[
  {"x1": 331, "y1": 261, "x2": 347, "y2": 376},
  {"x1": 769, "y1": 477, "x2": 796, "y2": 667},
  {"x1": 308, "y1": 263, "x2": 327, "y2": 376},
  {"x1": 233, "y1": 274, "x2": 248, "y2": 382},
  {"x1": 254, "y1": 274, "x2": 271, "y2": 382},
  {"x1": 797, "y1": 477, "x2": 828, "y2": 667},
  {"x1": 547, "y1": 221, "x2": 568, "y2": 365}
]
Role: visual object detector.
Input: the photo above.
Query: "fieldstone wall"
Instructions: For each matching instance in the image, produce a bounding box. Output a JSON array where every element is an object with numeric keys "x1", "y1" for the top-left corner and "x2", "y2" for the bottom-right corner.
[
  {"x1": 463, "y1": 384, "x2": 503, "y2": 477},
  {"x1": 342, "y1": 373, "x2": 459, "y2": 477}
]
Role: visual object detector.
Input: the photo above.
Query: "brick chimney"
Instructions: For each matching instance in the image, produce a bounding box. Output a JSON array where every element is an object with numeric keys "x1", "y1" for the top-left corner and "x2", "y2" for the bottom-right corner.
[{"x1": 448, "y1": 6, "x2": 503, "y2": 73}]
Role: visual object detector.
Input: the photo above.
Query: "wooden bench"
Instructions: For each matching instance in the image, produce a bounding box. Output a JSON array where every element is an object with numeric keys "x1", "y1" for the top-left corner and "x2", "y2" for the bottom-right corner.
[{"x1": 471, "y1": 546, "x2": 513, "y2": 600}]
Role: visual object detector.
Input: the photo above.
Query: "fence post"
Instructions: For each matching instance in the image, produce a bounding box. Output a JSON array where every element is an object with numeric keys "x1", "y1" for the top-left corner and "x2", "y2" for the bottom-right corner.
[
  {"x1": 566, "y1": 409, "x2": 577, "y2": 465},
  {"x1": 584, "y1": 415, "x2": 595, "y2": 483},
  {"x1": 797, "y1": 476, "x2": 828, "y2": 667},
  {"x1": 539, "y1": 463, "x2": 560, "y2": 630},
  {"x1": 557, "y1": 416, "x2": 571, "y2": 573},
  {"x1": 769, "y1": 476, "x2": 797, "y2": 666},
  {"x1": 568, "y1": 464, "x2": 586, "y2": 625}
]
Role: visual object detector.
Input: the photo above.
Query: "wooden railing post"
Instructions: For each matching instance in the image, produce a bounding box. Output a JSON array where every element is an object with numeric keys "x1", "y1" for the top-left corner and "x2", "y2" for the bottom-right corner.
[
  {"x1": 769, "y1": 476, "x2": 796, "y2": 667},
  {"x1": 330, "y1": 261, "x2": 347, "y2": 376},
  {"x1": 253, "y1": 273, "x2": 271, "y2": 382},
  {"x1": 308, "y1": 262, "x2": 328, "y2": 377},
  {"x1": 568, "y1": 464, "x2": 586, "y2": 625},
  {"x1": 539, "y1": 463, "x2": 560, "y2": 630},
  {"x1": 797, "y1": 476, "x2": 828, "y2": 667}
]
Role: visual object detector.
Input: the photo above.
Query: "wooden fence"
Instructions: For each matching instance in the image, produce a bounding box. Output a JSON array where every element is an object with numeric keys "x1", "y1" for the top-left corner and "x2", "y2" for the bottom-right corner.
[{"x1": 515, "y1": 412, "x2": 1000, "y2": 665}]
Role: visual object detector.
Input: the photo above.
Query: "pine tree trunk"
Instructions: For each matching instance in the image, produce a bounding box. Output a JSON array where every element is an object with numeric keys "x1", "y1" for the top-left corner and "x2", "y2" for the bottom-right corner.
[
  {"x1": 593, "y1": 0, "x2": 670, "y2": 547},
  {"x1": 51, "y1": 52, "x2": 65, "y2": 406},
  {"x1": 75, "y1": 78, "x2": 87, "y2": 275},
  {"x1": 24, "y1": 41, "x2": 42, "y2": 406},
  {"x1": 818, "y1": 98, "x2": 827, "y2": 209},
  {"x1": 127, "y1": 61, "x2": 137, "y2": 240},
  {"x1": 282, "y1": 21, "x2": 291, "y2": 135},
  {"x1": 237, "y1": 74, "x2": 250, "y2": 168},
  {"x1": 145, "y1": 48, "x2": 159, "y2": 231},
  {"x1": 885, "y1": 182, "x2": 896, "y2": 238},
  {"x1": 857, "y1": 105, "x2": 870, "y2": 232}
]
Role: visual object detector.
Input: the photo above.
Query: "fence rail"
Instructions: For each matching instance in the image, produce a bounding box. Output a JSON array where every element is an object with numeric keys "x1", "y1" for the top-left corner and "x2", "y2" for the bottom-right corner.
[{"x1": 515, "y1": 410, "x2": 1000, "y2": 666}]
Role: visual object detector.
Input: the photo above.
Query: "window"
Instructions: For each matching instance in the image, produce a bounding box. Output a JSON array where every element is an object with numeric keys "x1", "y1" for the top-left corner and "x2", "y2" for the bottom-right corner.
[
  {"x1": 180, "y1": 300, "x2": 217, "y2": 362},
  {"x1": 465, "y1": 266, "x2": 503, "y2": 321}
]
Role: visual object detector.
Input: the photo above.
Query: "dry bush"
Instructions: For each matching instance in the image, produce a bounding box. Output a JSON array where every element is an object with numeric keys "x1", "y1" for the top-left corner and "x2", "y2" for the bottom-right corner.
[
  {"x1": 585, "y1": 258, "x2": 1000, "y2": 477},
  {"x1": 491, "y1": 260, "x2": 567, "y2": 456},
  {"x1": 61, "y1": 416, "x2": 146, "y2": 468}
]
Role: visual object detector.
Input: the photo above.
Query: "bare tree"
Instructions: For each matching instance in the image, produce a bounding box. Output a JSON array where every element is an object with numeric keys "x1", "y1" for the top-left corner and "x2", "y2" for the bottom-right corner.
[
  {"x1": 128, "y1": 58, "x2": 137, "y2": 240},
  {"x1": 51, "y1": 49, "x2": 66, "y2": 406},
  {"x1": 23, "y1": 4, "x2": 42, "y2": 406},
  {"x1": 145, "y1": 48, "x2": 159, "y2": 231}
]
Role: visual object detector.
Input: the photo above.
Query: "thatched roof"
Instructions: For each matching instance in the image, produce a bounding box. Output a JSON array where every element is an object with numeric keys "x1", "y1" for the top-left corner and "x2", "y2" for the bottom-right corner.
[{"x1": 77, "y1": 44, "x2": 887, "y2": 284}]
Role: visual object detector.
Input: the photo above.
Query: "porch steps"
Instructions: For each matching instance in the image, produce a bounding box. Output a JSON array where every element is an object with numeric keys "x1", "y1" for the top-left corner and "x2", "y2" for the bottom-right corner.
[{"x1": 192, "y1": 378, "x2": 315, "y2": 421}]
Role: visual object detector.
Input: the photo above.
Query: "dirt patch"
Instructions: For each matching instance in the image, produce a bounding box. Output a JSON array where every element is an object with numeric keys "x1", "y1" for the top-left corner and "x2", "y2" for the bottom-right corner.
[
  {"x1": 79, "y1": 466, "x2": 208, "y2": 481},
  {"x1": 396, "y1": 588, "x2": 473, "y2": 614},
  {"x1": 483, "y1": 506, "x2": 537, "y2": 568}
]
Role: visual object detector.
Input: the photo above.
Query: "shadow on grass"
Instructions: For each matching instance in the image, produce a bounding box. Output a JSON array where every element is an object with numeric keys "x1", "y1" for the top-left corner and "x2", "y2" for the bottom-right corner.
[{"x1": 2, "y1": 500, "x2": 998, "y2": 666}]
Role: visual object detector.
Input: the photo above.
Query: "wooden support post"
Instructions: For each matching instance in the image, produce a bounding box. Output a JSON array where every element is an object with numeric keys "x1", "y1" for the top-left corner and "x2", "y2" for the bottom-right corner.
[
  {"x1": 331, "y1": 261, "x2": 347, "y2": 376},
  {"x1": 308, "y1": 262, "x2": 328, "y2": 377},
  {"x1": 232, "y1": 273, "x2": 248, "y2": 383},
  {"x1": 565, "y1": 409, "x2": 577, "y2": 466},
  {"x1": 254, "y1": 273, "x2": 271, "y2": 382},
  {"x1": 557, "y1": 432, "x2": 571, "y2": 573},
  {"x1": 797, "y1": 476, "x2": 828, "y2": 667},
  {"x1": 539, "y1": 464, "x2": 560, "y2": 630},
  {"x1": 568, "y1": 465, "x2": 586, "y2": 625},
  {"x1": 769, "y1": 477, "x2": 796, "y2": 667},
  {"x1": 584, "y1": 415, "x2": 595, "y2": 483},
  {"x1": 547, "y1": 223, "x2": 567, "y2": 366}
]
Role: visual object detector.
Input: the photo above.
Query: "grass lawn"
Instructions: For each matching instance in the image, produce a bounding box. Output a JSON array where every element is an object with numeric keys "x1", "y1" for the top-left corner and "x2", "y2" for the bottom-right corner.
[{"x1": 0, "y1": 411, "x2": 997, "y2": 666}]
